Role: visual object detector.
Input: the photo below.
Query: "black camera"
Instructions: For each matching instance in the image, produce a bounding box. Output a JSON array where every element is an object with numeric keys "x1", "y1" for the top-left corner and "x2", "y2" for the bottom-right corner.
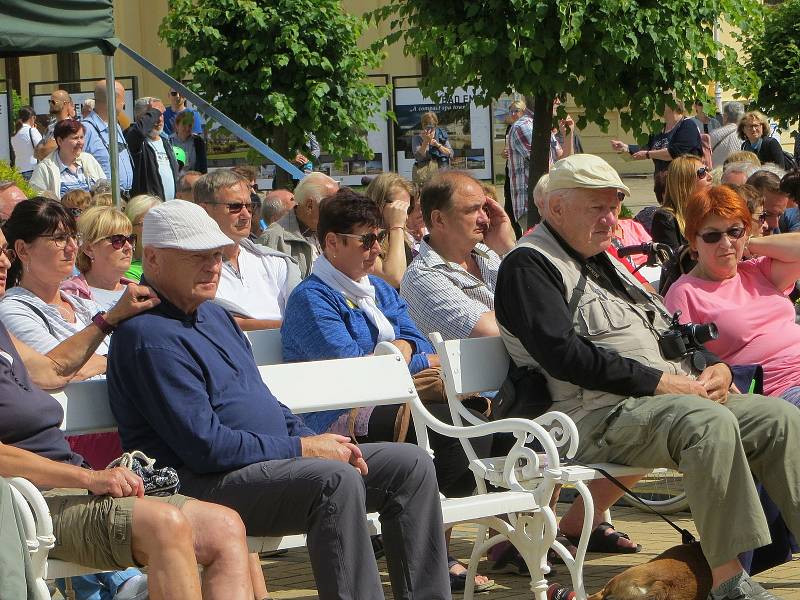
[{"x1": 658, "y1": 311, "x2": 718, "y2": 371}]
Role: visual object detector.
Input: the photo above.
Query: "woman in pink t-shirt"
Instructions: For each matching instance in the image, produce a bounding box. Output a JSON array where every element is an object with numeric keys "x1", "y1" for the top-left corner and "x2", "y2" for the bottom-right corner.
[{"x1": 664, "y1": 185, "x2": 800, "y2": 405}]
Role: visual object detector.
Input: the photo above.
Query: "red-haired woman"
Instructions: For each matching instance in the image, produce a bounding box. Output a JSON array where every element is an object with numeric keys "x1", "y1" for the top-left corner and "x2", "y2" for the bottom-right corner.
[{"x1": 664, "y1": 185, "x2": 800, "y2": 404}]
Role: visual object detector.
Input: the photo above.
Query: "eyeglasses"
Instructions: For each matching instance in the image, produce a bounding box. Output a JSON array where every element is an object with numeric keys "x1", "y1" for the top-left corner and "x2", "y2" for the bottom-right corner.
[
  {"x1": 201, "y1": 201, "x2": 254, "y2": 214},
  {"x1": 101, "y1": 234, "x2": 137, "y2": 250},
  {"x1": 45, "y1": 232, "x2": 82, "y2": 248},
  {"x1": 696, "y1": 166, "x2": 710, "y2": 179},
  {"x1": 745, "y1": 123, "x2": 762, "y2": 129},
  {"x1": 753, "y1": 212, "x2": 767, "y2": 224},
  {"x1": 0, "y1": 244, "x2": 14, "y2": 261},
  {"x1": 67, "y1": 207, "x2": 83, "y2": 218},
  {"x1": 697, "y1": 226, "x2": 746, "y2": 244},
  {"x1": 169, "y1": 91, "x2": 179, "y2": 96},
  {"x1": 336, "y1": 230, "x2": 388, "y2": 250}
]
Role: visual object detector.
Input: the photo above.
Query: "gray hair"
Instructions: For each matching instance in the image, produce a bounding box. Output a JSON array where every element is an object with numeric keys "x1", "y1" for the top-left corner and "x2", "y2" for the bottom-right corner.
[
  {"x1": 193, "y1": 169, "x2": 249, "y2": 204},
  {"x1": 261, "y1": 195, "x2": 285, "y2": 225},
  {"x1": 133, "y1": 96, "x2": 158, "y2": 119},
  {"x1": 293, "y1": 172, "x2": 338, "y2": 206},
  {"x1": 176, "y1": 171, "x2": 203, "y2": 196},
  {"x1": 722, "y1": 101, "x2": 745, "y2": 125},
  {"x1": 722, "y1": 161, "x2": 759, "y2": 178},
  {"x1": 125, "y1": 194, "x2": 162, "y2": 225},
  {"x1": 754, "y1": 163, "x2": 787, "y2": 179},
  {"x1": 82, "y1": 98, "x2": 95, "y2": 111},
  {"x1": 532, "y1": 174, "x2": 550, "y2": 213}
]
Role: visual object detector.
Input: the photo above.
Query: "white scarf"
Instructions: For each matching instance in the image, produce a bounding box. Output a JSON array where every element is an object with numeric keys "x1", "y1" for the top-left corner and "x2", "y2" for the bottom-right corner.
[{"x1": 312, "y1": 255, "x2": 396, "y2": 343}]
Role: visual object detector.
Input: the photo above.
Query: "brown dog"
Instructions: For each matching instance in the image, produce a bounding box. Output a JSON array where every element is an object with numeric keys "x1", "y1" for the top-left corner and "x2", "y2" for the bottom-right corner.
[{"x1": 586, "y1": 542, "x2": 712, "y2": 600}]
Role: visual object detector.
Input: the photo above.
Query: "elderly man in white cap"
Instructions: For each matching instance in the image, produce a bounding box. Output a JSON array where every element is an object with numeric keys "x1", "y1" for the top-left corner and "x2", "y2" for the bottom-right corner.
[
  {"x1": 495, "y1": 154, "x2": 800, "y2": 600},
  {"x1": 107, "y1": 200, "x2": 450, "y2": 600}
]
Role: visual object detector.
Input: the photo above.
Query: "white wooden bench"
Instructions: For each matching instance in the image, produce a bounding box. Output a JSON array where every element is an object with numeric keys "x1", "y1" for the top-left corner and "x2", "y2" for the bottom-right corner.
[
  {"x1": 11, "y1": 335, "x2": 580, "y2": 600},
  {"x1": 430, "y1": 332, "x2": 653, "y2": 600}
]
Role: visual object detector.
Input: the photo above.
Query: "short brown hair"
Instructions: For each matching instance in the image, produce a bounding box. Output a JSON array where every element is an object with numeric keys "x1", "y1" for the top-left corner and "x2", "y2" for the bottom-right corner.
[
  {"x1": 420, "y1": 171, "x2": 479, "y2": 229},
  {"x1": 684, "y1": 185, "x2": 752, "y2": 242},
  {"x1": 61, "y1": 189, "x2": 92, "y2": 210},
  {"x1": 746, "y1": 170, "x2": 781, "y2": 195}
]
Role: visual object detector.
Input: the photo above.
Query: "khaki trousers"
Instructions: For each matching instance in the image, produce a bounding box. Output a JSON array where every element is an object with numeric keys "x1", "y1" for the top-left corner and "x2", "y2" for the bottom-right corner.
[{"x1": 573, "y1": 394, "x2": 800, "y2": 568}]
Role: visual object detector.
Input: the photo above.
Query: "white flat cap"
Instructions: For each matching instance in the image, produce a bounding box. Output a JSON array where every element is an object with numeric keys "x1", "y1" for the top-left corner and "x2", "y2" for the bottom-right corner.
[{"x1": 142, "y1": 199, "x2": 234, "y2": 251}]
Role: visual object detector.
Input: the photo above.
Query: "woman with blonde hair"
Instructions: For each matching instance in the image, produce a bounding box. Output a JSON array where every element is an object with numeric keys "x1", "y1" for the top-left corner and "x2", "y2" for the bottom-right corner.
[
  {"x1": 365, "y1": 172, "x2": 416, "y2": 287},
  {"x1": 61, "y1": 206, "x2": 136, "y2": 311},
  {"x1": 652, "y1": 155, "x2": 712, "y2": 248},
  {"x1": 123, "y1": 193, "x2": 162, "y2": 280},
  {"x1": 738, "y1": 110, "x2": 785, "y2": 169}
]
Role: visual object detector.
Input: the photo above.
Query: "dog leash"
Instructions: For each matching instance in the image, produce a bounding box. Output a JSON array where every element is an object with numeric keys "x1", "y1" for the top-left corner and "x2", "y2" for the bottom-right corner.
[{"x1": 564, "y1": 459, "x2": 697, "y2": 545}]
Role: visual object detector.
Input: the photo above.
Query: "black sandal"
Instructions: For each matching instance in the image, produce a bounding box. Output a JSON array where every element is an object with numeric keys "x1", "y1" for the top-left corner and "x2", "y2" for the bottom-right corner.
[{"x1": 565, "y1": 521, "x2": 642, "y2": 554}]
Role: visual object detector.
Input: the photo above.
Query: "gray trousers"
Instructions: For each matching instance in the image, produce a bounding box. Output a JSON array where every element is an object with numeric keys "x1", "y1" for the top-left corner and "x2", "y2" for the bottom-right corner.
[
  {"x1": 574, "y1": 393, "x2": 800, "y2": 568},
  {"x1": 0, "y1": 477, "x2": 36, "y2": 600},
  {"x1": 179, "y1": 442, "x2": 451, "y2": 600}
]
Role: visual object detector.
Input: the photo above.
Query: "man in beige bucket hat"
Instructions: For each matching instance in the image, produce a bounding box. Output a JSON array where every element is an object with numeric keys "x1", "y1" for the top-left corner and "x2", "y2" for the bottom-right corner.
[{"x1": 495, "y1": 154, "x2": 800, "y2": 600}]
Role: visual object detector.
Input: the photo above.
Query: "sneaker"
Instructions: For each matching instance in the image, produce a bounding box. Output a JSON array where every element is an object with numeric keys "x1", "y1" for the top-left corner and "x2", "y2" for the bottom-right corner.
[
  {"x1": 113, "y1": 574, "x2": 149, "y2": 600},
  {"x1": 708, "y1": 573, "x2": 779, "y2": 600}
]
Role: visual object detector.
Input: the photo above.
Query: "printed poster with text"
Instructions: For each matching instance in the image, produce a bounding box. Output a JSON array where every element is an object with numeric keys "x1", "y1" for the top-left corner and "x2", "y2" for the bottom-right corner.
[{"x1": 393, "y1": 87, "x2": 492, "y2": 181}]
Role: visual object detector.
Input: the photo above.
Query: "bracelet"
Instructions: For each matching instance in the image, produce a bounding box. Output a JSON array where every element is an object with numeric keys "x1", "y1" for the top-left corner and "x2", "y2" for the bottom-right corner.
[{"x1": 91, "y1": 311, "x2": 116, "y2": 336}]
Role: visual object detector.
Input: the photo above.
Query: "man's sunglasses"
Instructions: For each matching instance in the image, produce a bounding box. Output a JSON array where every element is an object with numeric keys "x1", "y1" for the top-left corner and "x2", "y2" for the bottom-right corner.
[
  {"x1": 102, "y1": 234, "x2": 137, "y2": 249},
  {"x1": 696, "y1": 166, "x2": 711, "y2": 179},
  {"x1": 202, "y1": 201, "x2": 254, "y2": 214},
  {"x1": 336, "y1": 230, "x2": 388, "y2": 249},
  {"x1": 67, "y1": 207, "x2": 83, "y2": 218},
  {"x1": 697, "y1": 226, "x2": 746, "y2": 244}
]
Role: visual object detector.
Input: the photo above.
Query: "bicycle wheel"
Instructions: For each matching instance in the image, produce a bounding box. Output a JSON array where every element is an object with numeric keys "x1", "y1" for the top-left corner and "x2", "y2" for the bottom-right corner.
[{"x1": 622, "y1": 468, "x2": 690, "y2": 514}]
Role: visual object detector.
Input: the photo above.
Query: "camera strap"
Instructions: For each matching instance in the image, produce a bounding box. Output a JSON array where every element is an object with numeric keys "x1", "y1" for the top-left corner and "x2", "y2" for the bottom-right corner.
[{"x1": 564, "y1": 458, "x2": 697, "y2": 545}]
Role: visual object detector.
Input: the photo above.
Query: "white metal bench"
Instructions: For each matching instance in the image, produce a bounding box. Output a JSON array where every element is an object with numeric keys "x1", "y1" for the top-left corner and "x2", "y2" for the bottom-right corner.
[
  {"x1": 430, "y1": 332, "x2": 653, "y2": 600},
  {"x1": 12, "y1": 336, "x2": 577, "y2": 600}
]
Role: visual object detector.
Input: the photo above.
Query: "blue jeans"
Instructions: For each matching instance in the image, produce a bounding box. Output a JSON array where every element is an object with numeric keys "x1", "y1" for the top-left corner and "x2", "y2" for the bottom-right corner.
[
  {"x1": 55, "y1": 568, "x2": 142, "y2": 600},
  {"x1": 780, "y1": 386, "x2": 800, "y2": 408}
]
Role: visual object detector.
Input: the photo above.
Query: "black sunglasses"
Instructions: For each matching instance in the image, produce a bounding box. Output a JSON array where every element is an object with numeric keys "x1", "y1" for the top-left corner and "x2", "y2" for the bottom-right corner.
[
  {"x1": 102, "y1": 234, "x2": 137, "y2": 250},
  {"x1": 67, "y1": 207, "x2": 83, "y2": 218},
  {"x1": 201, "y1": 201, "x2": 254, "y2": 214},
  {"x1": 697, "y1": 226, "x2": 746, "y2": 244},
  {"x1": 696, "y1": 166, "x2": 710, "y2": 179},
  {"x1": 754, "y1": 212, "x2": 767, "y2": 224},
  {"x1": 169, "y1": 91, "x2": 179, "y2": 96},
  {"x1": 336, "y1": 230, "x2": 388, "y2": 250}
]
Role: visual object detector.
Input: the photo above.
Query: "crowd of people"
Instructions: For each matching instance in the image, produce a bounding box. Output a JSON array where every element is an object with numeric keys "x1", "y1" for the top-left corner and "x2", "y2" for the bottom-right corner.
[{"x1": 1, "y1": 87, "x2": 799, "y2": 600}]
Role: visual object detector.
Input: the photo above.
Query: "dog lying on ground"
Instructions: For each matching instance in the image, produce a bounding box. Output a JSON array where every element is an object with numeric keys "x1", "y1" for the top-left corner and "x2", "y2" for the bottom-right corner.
[{"x1": 586, "y1": 542, "x2": 712, "y2": 600}]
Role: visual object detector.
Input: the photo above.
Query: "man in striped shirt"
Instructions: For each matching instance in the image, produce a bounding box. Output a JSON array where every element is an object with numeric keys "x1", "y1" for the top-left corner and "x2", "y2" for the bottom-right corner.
[{"x1": 400, "y1": 171, "x2": 516, "y2": 340}]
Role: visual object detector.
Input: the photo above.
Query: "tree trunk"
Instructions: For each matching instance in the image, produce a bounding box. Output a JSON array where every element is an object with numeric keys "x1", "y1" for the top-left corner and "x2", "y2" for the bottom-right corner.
[
  {"x1": 525, "y1": 93, "x2": 555, "y2": 224},
  {"x1": 271, "y1": 128, "x2": 293, "y2": 190}
]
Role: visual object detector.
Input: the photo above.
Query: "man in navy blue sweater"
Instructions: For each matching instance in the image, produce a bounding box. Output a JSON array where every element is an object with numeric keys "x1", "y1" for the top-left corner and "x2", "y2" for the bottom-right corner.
[{"x1": 107, "y1": 199, "x2": 450, "y2": 600}]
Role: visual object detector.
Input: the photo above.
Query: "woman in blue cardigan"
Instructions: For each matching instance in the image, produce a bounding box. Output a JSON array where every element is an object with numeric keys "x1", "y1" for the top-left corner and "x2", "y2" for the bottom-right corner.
[{"x1": 282, "y1": 188, "x2": 500, "y2": 591}]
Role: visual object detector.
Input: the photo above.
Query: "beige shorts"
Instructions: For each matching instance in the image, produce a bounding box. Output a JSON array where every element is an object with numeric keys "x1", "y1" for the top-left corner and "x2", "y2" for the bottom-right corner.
[{"x1": 44, "y1": 491, "x2": 189, "y2": 570}]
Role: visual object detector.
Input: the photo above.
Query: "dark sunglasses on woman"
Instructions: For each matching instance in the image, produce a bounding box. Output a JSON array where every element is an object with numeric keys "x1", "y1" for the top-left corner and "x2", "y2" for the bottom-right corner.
[
  {"x1": 103, "y1": 234, "x2": 137, "y2": 249},
  {"x1": 336, "y1": 230, "x2": 389, "y2": 250},
  {"x1": 696, "y1": 166, "x2": 711, "y2": 179},
  {"x1": 698, "y1": 226, "x2": 746, "y2": 244}
]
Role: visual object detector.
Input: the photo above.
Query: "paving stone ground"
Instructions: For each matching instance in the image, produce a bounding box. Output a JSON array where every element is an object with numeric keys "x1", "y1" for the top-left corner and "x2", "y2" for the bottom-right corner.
[{"x1": 261, "y1": 502, "x2": 800, "y2": 599}]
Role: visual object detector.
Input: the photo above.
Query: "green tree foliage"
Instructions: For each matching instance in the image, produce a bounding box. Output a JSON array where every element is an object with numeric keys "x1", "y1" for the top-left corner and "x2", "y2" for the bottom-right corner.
[
  {"x1": 373, "y1": 0, "x2": 761, "y2": 216},
  {"x1": 160, "y1": 0, "x2": 389, "y2": 185},
  {"x1": 0, "y1": 161, "x2": 36, "y2": 198},
  {"x1": 746, "y1": 0, "x2": 800, "y2": 129}
]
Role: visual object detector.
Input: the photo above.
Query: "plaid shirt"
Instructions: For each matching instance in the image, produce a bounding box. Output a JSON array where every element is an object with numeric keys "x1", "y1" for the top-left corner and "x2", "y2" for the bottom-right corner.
[
  {"x1": 399, "y1": 238, "x2": 499, "y2": 340},
  {"x1": 507, "y1": 109, "x2": 561, "y2": 222}
]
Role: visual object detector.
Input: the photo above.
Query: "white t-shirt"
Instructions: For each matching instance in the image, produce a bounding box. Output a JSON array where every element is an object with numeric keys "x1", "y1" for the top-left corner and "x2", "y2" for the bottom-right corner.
[
  {"x1": 146, "y1": 136, "x2": 176, "y2": 200},
  {"x1": 89, "y1": 287, "x2": 126, "y2": 312},
  {"x1": 11, "y1": 125, "x2": 42, "y2": 172},
  {"x1": 213, "y1": 245, "x2": 290, "y2": 320}
]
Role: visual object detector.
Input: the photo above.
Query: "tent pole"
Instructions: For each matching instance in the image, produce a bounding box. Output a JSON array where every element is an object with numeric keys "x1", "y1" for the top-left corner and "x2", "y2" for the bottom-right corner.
[{"x1": 104, "y1": 54, "x2": 121, "y2": 209}]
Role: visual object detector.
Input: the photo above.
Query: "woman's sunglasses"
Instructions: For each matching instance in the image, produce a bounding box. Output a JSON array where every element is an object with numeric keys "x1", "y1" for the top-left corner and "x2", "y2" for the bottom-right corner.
[
  {"x1": 697, "y1": 226, "x2": 746, "y2": 244},
  {"x1": 102, "y1": 234, "x2": 137, "y2": 249},
  {"x1": 696, "y1": 166, "x2": 711, "y2": 179},
  {"x1": 336, "y1": 230, "x2": 388, "y2": 250}
]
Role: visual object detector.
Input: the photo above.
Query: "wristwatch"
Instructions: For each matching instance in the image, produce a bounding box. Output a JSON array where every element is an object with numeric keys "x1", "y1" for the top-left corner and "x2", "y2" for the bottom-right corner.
[{"x1": 91, "y1": 311, "x2": 116, "y2": 335}]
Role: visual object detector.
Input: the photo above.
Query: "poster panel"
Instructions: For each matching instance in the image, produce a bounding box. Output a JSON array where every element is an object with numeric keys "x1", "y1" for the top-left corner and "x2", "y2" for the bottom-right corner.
[
  {"x1": 32, "y1": 89, "x2": 135, "y2": 122},
  {"x1": 0, "y1": 92, "x2": 9, "y2": 163},
  {"x1": 393, "y1": 86, "x2": 492, "y2": 181}
]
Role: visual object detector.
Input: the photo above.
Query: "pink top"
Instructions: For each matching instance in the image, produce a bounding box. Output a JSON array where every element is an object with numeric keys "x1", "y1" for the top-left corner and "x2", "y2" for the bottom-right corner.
[
  {"x1": 664, "y1": 257, "x2": 800, "y2": 397},
  {"x1": 614, "y1": 218, "x2": 653, "y2": 267}
]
